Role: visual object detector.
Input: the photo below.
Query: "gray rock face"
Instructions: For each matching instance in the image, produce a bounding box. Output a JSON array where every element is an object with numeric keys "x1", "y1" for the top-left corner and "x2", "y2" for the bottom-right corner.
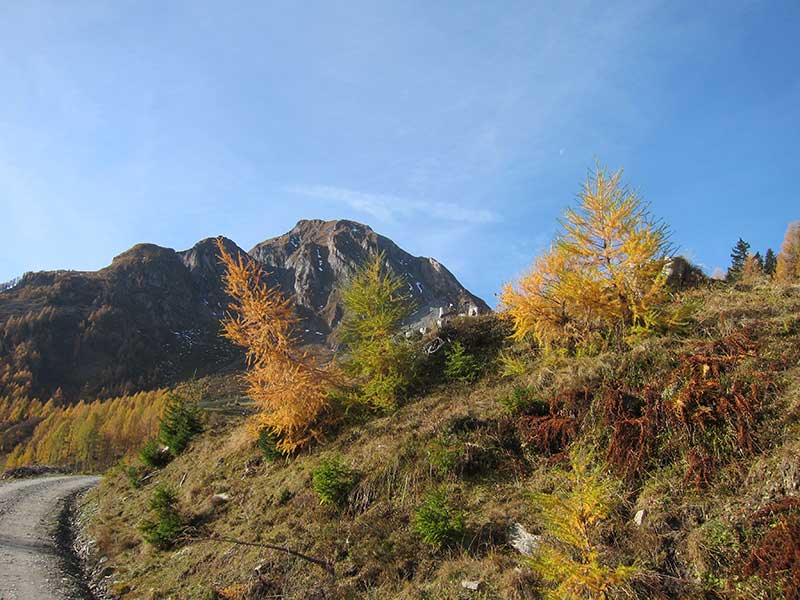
[
  {"x1": 249, "y1": 219, "x2": 490, "y2": 343},
  {"x1": 177, "y1": 236, "x2": 245, "y2": 319}
]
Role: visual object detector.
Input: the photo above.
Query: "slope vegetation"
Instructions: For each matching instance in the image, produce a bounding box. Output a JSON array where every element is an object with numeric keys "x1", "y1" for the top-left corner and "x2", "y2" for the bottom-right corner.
[{"x1": 86, "y1": 283, "x2": 800, "y2": 599}]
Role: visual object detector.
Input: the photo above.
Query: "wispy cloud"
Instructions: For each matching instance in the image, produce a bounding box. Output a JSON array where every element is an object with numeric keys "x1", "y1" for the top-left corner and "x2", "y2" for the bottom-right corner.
[{"x1": 286, "y1": 184, "x2": 500, "y2": 225}]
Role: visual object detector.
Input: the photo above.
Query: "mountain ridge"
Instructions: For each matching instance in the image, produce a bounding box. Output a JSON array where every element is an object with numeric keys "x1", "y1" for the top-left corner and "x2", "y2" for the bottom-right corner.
[{"x1": 0, "y1": 219, "x2": 488, "y2": 402}]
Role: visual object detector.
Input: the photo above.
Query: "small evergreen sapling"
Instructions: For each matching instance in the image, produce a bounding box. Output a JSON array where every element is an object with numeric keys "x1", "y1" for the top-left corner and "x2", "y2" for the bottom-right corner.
[
  {"x1": 257, "y1": 428, "x2": 282, "y2": 462},
  {"x1": 499, "y1": 385, "x2": 543, "y2": 415},
  {"x1": 139, "y1": 439, "x2": 171, "y2": 469},
  {"x1": 311, "y1": 455, "x2": 358, "y2": 508},
  {"x1": 426, "y1": 437, "x2": 460, "y2": 476},
  {"x1": 139, "y1": 485, "x2": 183, "y2": 550},
  {"x1": 124, "y1": 463, "x2": 145, "y2": 489},
  {"x1": 443, "y1": 341, "x2": 481, "y2": 384},
  {"x1": 413, "y1": 488, "x2": 466, "y2": 549},
  {"x1": 159, "y1": 393, "x2": 203, "y2": 455}
]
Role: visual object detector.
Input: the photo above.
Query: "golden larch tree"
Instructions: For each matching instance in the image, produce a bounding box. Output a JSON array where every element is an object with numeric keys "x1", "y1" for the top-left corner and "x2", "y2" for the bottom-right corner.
[
  {"x1": 216, "y1": 239, "x2": 330, "y2": 453},
  {"x1": 530, "y1": 450, "x2": 637, "y2": 599},
  {"x1": 741, "y1": 253, "x2": 766, "y2": 285},
  {"x1": 501, "y1": 166, "x2": 673, "y2": 350},
  {"x1": 776, "y1": 221, "x2": 800, "y2": 284},
  {"x1": 499, "y1": 246, "x2": 581, "y2": 347}
]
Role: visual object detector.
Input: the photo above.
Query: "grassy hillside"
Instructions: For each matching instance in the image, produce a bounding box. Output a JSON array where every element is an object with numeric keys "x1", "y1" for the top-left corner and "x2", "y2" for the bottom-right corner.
[{"x1": 85, "y1": 282, "x2": 800, "y2": 599}]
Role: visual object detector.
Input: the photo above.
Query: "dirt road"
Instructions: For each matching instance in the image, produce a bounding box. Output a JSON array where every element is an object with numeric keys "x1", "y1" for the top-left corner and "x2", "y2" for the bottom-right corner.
[{"x1": 0, "y1": 475, "x2": 100, "y2": 600}]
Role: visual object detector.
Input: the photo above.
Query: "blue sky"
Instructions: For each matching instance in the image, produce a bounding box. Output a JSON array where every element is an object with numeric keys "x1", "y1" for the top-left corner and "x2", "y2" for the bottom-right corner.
[{"x1": 1, "y1": 1, "x2": 798, "y2": 305}]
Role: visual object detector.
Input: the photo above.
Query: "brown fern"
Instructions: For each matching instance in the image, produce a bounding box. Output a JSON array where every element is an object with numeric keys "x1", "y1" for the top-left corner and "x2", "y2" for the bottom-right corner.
[
  {"x1": 667, "y1": 329, "x2": 775, "y2": 485},
  {"x1": 741, "y1": 496, "x2": 800, "y2": 598},
  {"x1": 602, "y1": 387, "x2": 660, "y2": 478},
  {"x1": 515, "y1": 389, "x2": 589, "y2": 456}
]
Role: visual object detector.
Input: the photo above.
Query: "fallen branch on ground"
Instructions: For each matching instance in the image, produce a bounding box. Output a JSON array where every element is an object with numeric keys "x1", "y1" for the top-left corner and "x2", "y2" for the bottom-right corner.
[{"x1": 183, "y1": 529, "x2": 335, "y2": 576}]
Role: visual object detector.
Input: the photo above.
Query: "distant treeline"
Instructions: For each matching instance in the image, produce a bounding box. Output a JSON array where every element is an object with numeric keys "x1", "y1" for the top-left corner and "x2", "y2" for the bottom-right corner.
[{"x1": 2, "y1": 390, "x2": 167, "y2": 472}]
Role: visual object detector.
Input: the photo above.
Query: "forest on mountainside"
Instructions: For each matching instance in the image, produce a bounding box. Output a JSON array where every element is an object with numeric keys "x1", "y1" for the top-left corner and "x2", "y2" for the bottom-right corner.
[{"x1": 2, "y1": 390, "x2": 168, "y2": 472}]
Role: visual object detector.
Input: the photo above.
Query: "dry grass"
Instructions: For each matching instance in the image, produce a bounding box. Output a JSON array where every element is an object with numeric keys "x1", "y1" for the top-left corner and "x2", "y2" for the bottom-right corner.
[{"x1": 85, "y1": 379, "x2": 533, "y2": 599}]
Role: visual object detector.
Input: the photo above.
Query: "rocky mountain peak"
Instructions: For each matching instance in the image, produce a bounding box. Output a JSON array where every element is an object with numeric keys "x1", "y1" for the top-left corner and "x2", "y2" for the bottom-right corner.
[
  {"x1": 178, "y1": 236, "x2": 242, "y2": 284},
  {"x1": 109, "y1": 243, "x2": 178, "y2": 266},
  {"x1": 249, "y1": 219, "x2": 490, "y2": 342}
]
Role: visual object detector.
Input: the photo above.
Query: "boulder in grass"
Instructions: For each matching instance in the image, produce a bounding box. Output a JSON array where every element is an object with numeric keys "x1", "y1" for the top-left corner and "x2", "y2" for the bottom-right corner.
[
  {"x1": 211, "y1": 493, "x2": 230, "y2": 506},
  {"x1": 509, "y1": 522, "x2": 541, "y2": 557},
  {"x1": 634, "y1": 509, "x2": 646, "y2": 526},
  {"x1": 461, "y1": 580, "x2": 481, "y2": 591}
]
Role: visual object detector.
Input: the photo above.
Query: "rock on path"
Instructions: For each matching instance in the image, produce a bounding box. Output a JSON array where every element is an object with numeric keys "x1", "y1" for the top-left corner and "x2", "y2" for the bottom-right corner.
[{"x1": 0, "y1": 475, "x2": 100, "y2": 600}]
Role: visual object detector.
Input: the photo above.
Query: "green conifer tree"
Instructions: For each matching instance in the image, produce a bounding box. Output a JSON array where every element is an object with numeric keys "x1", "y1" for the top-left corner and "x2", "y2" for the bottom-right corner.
[
  {"x1": 159, "y1": 393, "x2": 203, "y2": 455},
  {"x1": 727, "y1": 238, "x2": 751, "y2": 281},
  {"x1": 340, "y1": 251, "x2": 415, "y2": 411},
  {"x1": 764, "y1": 248, "x2": 778, "y2": 276},
  {"x1": 139, "y1": 485, "x2": 183, "y2": 550}
]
